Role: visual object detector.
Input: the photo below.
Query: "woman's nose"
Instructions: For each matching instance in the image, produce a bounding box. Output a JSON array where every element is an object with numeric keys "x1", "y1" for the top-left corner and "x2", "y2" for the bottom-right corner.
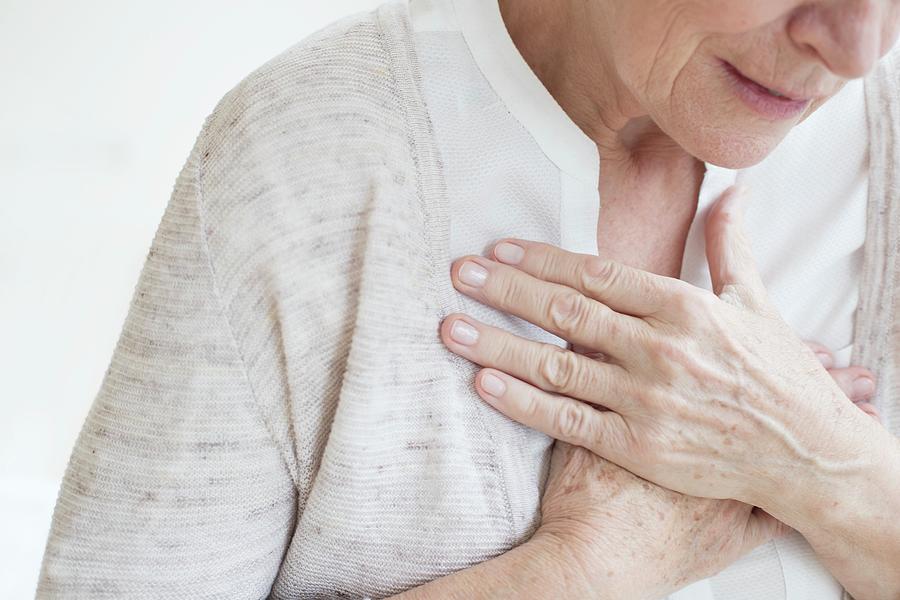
[{"x1": 788, "y1": 0, "x2": 894, "y2": 79}]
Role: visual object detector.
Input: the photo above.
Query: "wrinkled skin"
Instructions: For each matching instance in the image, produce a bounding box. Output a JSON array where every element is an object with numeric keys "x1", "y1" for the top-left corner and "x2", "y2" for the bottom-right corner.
[
  {"x1": 535, "y1": 338, "x2": 878, "y2": 599},
  {"x1": 502, "y1": 0, "x2": 900, "y2": 167},
  {"x1": 441, "y1": 187, "x2": 895, "y2": 597}
]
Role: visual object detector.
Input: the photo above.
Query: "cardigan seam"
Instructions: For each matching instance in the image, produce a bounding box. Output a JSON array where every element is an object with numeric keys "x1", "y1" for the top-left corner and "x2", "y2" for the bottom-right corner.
[{"x1": 195, "y1": 112, "x2": 302, "y2": 492}]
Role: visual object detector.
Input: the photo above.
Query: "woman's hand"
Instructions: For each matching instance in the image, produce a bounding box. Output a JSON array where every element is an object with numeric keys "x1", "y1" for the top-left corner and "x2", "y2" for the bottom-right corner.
[
  {"x1": 396, "y1": 355, "x2": 881, "y2": 600},
  {"x1": 802, "y1": 340, "x2": 880, "y2": 421},
  {"x1": 439, "y1": 184, "x2": 900, "y2": 599},
  {"x1": 439, "y1": 186, "x2": 885, "y2": 508},
  {"x1": 534, "y1": 440, "x2": 790, "y2": 600},
  {"x1": 394, "y1": 340, "x2": 880, "y2": 600},
  {"x1": 532, "y1": 340, "x2": 879, "y2": 599},
  {"x1": 393, "y1": 439, "x2": 791, "y2": 600},
  {"x1": 578, "y1": 338, "x2": 881, "y2": 419},
  {"x1": 397, "y1": 380, "x2": 877, "y2": 600}
]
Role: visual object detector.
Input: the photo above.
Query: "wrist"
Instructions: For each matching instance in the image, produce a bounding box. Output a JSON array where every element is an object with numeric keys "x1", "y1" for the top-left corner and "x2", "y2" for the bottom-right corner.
[
  {"x1": 524, "y1": 531, "x2": 599, "y2": 598},
  {"x1": 745, "y1": 385, "x2": 886, "y2": 514},
  {"x1": 757, "y1": 415, "x2": 900, "y2": 596},
  {"x1": 759, "y1": 409, "x2": 892, "y2": 526},
  {"x1": 528, "y1": 529, "x2": 654, "y2": 600},
  {"x1": 394, "y1": 528, "x2": 622, "y2": 600}
]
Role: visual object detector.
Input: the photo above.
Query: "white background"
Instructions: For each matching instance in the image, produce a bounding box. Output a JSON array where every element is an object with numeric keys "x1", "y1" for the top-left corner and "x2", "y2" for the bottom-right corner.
[{"x1": 0, "y1": 1, "x2": 382, "y2": 596}]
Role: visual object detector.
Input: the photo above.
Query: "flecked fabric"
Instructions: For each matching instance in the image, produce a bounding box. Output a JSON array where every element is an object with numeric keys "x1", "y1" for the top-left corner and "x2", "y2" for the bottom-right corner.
[
  {"x1": 841, "y1": 35, "x2": 900, "y2": 600},
  {"x1": 34, "y1": 1, "x2": 900, "y2": 598},
  {"x1": 410, "y1": 2, "x2": 864, "y2": 596}
]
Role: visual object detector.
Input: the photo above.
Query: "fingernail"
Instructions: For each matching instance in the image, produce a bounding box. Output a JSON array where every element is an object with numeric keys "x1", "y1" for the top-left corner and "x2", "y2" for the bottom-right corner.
[
  {"x1": 852, "y1": 377, "x2": 876, "y2": 399},
  {"x1": 459, "y1": 261, "x2": 488, "y2": 287},
  {"x1": 450, "y1": 320, "x2": 479, "y2": 345},
  {"x1": 494, "y1": 242, "x2": 525, "y2": 265},
  {"x1": 815, "y1": 352, "x2": 834, "y2": 369},
  {"x1": 481, "y1": 372, "x2": 506, "y2": 397}
]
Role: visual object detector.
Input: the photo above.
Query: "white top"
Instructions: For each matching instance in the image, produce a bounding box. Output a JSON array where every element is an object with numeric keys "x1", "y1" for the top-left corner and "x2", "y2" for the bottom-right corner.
[
  {"x1": 410, "y1": 0, "x2": 869, "y2": 597},
  {"x1": 39, "y1": 2, "x2": 892, "y2": 597}
]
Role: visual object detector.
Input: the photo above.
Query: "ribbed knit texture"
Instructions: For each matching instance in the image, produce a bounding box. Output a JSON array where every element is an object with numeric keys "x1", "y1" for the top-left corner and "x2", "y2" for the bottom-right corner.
[
  {"x1": 33, "y1": 68, "x2": 299, "y2": 597},
  {"x1": 34, "y1": 1, "x2": 900, "y2": 598},
  {"x1": 842, "y1": 38, "x2": 900, "y2": 600},
  {"x1": 37, "y1": 3, "x2": 534, "y2": 598},
  {"x1": 855, "y1": 43, "x2": 900, "y2": 437}
]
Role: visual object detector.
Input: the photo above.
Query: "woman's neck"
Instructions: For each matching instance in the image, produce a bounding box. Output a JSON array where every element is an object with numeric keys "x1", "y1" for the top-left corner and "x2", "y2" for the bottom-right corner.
[{"x1": 497, "y1": 0, "x2": 690, "y2": 168}]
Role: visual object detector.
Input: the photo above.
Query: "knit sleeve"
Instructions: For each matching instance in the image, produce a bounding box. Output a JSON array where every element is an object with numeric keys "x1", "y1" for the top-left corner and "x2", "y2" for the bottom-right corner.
[{"x1": 34, "y1": 119, "x2": 297, "y2": 599}]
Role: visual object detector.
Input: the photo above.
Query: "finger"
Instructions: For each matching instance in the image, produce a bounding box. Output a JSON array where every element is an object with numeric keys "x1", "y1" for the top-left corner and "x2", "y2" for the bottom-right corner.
[
  {"x1": 826, "y1": 367, "x2": 877, "y2": 402},
  {"x1": 472, "y1": 367, "x2": 630, "y2": 460},
  {"x1": 704, "y1": 185, "x2": 773, "y2": 316},
  {"x1": 856, "y1": 402, "x2": 882, "y2": 422},
  {"x1": 489, "y1": 238, "x2": 691, "y2": 319},
  {"x1": 440, "y1": 314, "x2": 629, "y2": 412},
  {"x1": 570, "y1": 342, "x2": 610, "y2": 363},
  {"x1": 450, "y1": 255, "x2": 642, "y2": 355},
  {"x1": 804, "y1": 341, "x2": 835, "y2": 369}
]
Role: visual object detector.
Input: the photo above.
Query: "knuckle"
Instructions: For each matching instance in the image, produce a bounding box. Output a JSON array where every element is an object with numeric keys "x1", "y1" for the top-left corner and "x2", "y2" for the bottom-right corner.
[
  {"x1": 555, "y1": 401, "x2": 591, "y2": 442},
  {"x1": 539, "y1": 344, "x2": 578, "y2": 392},
  {"x1": 672, "y1": 288, "x2": 708, "y2": 314},
  {"x1": 597, "y1": 302, "x2": 626, "y2": 344},
  {"x1": 587, "y1": 256, "x2": 619, "y2": 281},
  {"x1": 581, "y1": 257, "x2": 620, "y2": 294},
  {"x1": 657, "y1": 338, "x2": 690, "y2": 363},
  {"x1": 547, "y1": 291, "x2": 586, "y2": 334},
  {"x1": 671, "y1": 288, "x2": 718, "y2": 327},
  {"x1": 646, "y1": 337, "x2": 693, "y2": 378}
]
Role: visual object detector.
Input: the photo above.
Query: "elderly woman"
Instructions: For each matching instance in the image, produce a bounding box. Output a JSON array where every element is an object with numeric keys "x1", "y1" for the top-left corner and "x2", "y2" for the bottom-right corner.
[{"x1": 36, "y1": 0, "x2": 900, "y2": 598}]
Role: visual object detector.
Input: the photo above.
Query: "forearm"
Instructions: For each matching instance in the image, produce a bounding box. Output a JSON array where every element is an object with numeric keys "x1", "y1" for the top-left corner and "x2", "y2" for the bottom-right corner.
[
  {"x1": 761, "y1": 414, "x2": 900, "y2": 600},
  {"x1": 390, "y1": 533, "x2": 619, "y2": 600}
]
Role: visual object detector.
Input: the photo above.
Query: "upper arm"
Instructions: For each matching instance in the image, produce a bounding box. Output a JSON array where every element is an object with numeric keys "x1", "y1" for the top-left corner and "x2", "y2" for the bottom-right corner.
[{"x1": 35, "y1": 119, "x2": 297, "y2": 599}]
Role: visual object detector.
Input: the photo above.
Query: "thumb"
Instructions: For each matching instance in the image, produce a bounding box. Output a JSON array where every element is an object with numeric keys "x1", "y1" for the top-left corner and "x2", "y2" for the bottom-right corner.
[{"x1": 705, "y1": 185, "x2": 772, "y2": 315}]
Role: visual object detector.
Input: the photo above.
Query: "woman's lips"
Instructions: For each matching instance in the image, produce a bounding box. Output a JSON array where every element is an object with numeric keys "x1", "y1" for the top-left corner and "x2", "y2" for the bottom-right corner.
[{"x1": 721, "y1": 60, "x2": 811, "y2": 121}]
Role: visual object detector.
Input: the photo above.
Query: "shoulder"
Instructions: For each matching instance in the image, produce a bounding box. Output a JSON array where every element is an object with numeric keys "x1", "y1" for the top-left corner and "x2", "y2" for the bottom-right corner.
[
  {"x1": 165, "y1": 4, "x2": 429, "y2": 457},
  {"x1": 204, "y1": 3, "x2": 402, "y2": 140},
  {"x1": 184, "y1": 0, "x2": 427, "y2": 269},
  {"x1": 182, "y1": 0, "x2": 428, "y2": 269},
  {"x1": 195, "y1": 1, "x2": 419, "y2": 217}
]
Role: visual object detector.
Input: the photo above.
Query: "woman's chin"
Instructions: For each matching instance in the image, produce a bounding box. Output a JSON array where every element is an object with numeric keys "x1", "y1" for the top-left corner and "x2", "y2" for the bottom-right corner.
[
  {"x1": 655, "y1": 97, "x2": 801, "y2": 169},
  {"x1": 678, "y1": 127, "x2": 789, "y2": 170}
]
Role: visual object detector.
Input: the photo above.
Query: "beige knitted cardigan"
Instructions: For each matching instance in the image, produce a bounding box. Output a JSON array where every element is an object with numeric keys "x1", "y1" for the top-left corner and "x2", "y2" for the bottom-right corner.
[{"x1": 35, "y1": 1, "x2": 900, "y2": 598}]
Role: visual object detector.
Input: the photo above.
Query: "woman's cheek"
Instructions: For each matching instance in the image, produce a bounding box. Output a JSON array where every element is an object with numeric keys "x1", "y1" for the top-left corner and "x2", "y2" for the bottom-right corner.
[
  {"x1": 618, "y1": 0, "x2": 799, "y2": 41},
  {"x1": 685, "y1": 0, "x2": 804, "y2": 33},
  {"x1": 650, "y1": 56, "x2": 790, "y2": 168}
]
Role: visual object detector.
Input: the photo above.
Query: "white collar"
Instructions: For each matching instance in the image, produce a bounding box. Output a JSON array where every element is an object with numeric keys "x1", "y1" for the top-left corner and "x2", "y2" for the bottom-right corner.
[
  {"x1": 409, "y1": 0, "x2": 738, "y2": 257},
  {"x1": 451, "y1": 0, "x2": 600, "y2": 188}
]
